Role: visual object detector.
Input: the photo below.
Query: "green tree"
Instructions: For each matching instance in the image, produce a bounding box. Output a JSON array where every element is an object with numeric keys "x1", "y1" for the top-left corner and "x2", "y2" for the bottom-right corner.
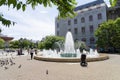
[
  {"x1": 38, "y1": 41, "x2": 45, "y2": 50},
  {"x1": 21, "y1": 39, "x2": 31, "y2": 48},
  {"x1": 79, "y1": 41, "x2": 87, "y2": 52},
  {"x1": 0, "y1": 0, "x2": 77, "y2": 26},
  {"x1": 0, "y1": 38, "x2": 5, "y2": 48},
  {"x1": 109, "y1": 0, "x2": 117, "y2": 7},
  {"x1": 112, "y1": 18, "x2": 120, "y2": 48},
  {"x1": 10, "y1": 38, "x2": 35, "y2": 49},
  {"x1": 38, "y1": 36, "x2": 64, "y2": 50},
  {"x1": 95, "y1": 18, "x2": 120, "y2": 52},
  {"x1": 9, "y1": 40, "x2": 19, "y2": 48},
  {"x1": 18, "y1": 38, "x2": 35, "y2": 49}
]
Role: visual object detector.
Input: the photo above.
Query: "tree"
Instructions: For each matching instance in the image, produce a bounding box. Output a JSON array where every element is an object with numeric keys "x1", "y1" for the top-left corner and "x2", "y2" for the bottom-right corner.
[
  {"x1": 9, "y1": 40, "x2": 19, "y2": 48},
  {"x1": 9, "y1": 38, "x2": 35, "y2": 49},
  {"x1": 20, "y1": 39, "x2": 31, "y2": 48},
  {"x1": 95, "y1": 18, "x2": 120, "y2": 52},
  {"x1": 0, "y1": 0, "x2": 77, "y2": 26},
  {"x1": 112, "y1": 18, "x2": 120, "y2": 48},
  {"x1": 38, "y1": 36, "x2": 64, "y2": 50},
  {"x1": 0, "y1": 38, "x2": 5, "y2": 48},
  {"x1": 109, "y1": 0, "x2": 117, "y2": 7}
]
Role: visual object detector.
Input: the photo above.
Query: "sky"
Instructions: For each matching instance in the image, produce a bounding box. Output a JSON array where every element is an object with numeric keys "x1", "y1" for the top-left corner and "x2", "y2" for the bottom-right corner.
[{"x1": 0, "y1": 0, "x2": 110, "y2": 41}]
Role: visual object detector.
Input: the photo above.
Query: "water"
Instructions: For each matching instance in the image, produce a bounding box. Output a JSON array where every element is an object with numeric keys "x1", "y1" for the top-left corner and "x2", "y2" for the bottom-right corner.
[
  {"x1": 64, "y1": 31, "x2": 75, "y2": 54},
  {"x1": 38, "y1": 31, "x2": 99, "y2": 58}
]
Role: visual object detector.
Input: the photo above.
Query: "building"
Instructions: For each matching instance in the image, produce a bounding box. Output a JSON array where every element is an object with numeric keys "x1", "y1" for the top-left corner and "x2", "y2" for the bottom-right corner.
[
  {"x1": 55, "y1": 0, "x2": 107, "y2": 48},
  {"x1": 0, "y1": 34, "x2": 13, "y2": 48},
  {"x1": 107, "y1": 0, "x2": 120, "y2": 20}
]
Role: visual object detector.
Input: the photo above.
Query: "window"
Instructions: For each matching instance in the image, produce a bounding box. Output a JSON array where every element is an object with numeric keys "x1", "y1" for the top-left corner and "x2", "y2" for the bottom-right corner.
[
  {"x1": 74, "y1": 28, "x2": 78, "y2": 34},
  {"x1": 81, "y1": 11, "x2": 84, "y2": 13},
  {"x1": 89, "y1": 25, "x2": 94, "y2": 33},
  {"x1": 86, "y1": 6, "x2": 89, "y2": 8},
  {"x1": 96, "y1": 6, "x2": 101, "y2": 9},
  {"x1": 93, "y1": 4, "x2": 96, "y2": 6},
  {"x1": 81, "y1": 27, "x2": 85, "y2": 34},
  {"x1": 81, "y1": 38, "x2": 86, "y2": 42},
  {"x1": 57, "y1": 23, "x2": 59, "y2": 28},
  {"x1": 89, "y1": 15, "x2": 93, "y2": 21},
  {"x1": 88, "y1": 8, "x2": 92, "y2": 11},
  {"x1": 81, "y1": 17, "x2": 85, "y2": 23},
  {"x1": 68, "y1": 29, "x2": 71, "y2": 31},
  {"x1": 98, "y1": 13, "x2": 102, "y2": 20},
  {"x1": 90, "y1": 37, "x2": 95, "y2": 44},
  {"x1": 74, "y1": 19, "x2": 77, "y2": 24},
  {"x1": 68, "y1": 20, "x2": 71, "y2": 25},
  {"x1": 57, "y1": 31, "x2": 59, "y2": 36}
]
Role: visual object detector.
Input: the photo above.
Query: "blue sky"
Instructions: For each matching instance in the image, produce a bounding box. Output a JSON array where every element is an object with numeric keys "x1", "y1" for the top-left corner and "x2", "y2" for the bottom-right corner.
[{"x1": 0, "y1": 0, "x2": 110, "y2": 41}]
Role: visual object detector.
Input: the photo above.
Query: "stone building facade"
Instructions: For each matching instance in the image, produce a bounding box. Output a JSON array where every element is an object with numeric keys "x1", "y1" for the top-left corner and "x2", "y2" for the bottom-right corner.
[{"x1": 55, "y1": 0, "x2": 107, "y2": 48}]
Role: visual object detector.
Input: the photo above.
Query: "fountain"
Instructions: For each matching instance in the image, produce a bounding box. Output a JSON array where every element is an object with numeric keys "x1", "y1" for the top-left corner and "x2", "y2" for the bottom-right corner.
[
  {"x1": 34, "y1": 31, "x2": 109, "y2": 62},
  {"x1": 61, "y1": 31, "x2": 76, "y2": 57}
]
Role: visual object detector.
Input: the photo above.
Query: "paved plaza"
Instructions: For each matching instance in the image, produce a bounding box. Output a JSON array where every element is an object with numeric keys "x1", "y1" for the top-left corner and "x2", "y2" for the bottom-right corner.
[{"x1": 0, "y1": 53, "x2": 120, "y2": 80}]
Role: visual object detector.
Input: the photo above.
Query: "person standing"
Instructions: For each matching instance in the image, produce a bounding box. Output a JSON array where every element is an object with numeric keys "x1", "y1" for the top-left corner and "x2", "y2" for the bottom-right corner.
[{"x1": 30, "y1": 48, "x2": 34, "y2": 60}]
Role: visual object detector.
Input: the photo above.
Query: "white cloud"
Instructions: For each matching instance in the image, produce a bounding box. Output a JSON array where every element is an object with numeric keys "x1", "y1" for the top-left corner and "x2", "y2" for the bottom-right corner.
[
  {"x1": 0, "y1": 5, "x2": 55, "y2": 40},
  {"x1": 39, "y1": 10, "x2": 48, "y2": 14}
]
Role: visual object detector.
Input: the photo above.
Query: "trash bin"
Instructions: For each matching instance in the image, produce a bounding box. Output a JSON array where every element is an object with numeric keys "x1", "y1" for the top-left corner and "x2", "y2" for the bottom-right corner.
[{"x1": 80, "y1": 54, "x2": 87, "y2": 67}]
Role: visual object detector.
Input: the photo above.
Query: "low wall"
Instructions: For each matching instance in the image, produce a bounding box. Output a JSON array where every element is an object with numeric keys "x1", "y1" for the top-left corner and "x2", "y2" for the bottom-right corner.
[{"x1": 34, "y1": 54, "x2": 109, "y2": 62}]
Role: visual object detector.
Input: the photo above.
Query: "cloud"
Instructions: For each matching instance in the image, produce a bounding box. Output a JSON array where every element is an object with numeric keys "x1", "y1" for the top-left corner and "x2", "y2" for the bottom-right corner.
[
  {"x1": 39, "y1": 10, "x2": 48, "y2": 14},
  {"x1": 0, "y1": 5, "x2": 55, "y2": 40}
]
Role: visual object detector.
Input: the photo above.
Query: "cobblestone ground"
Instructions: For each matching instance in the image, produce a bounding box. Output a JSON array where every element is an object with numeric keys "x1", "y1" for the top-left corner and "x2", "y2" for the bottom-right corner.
[{"x1": 0, "y1": 54, "x2": 120, "y2": 80}]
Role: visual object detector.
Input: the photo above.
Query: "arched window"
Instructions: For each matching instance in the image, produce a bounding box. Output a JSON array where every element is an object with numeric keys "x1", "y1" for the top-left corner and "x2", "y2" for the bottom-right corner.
[
  {"x1": 68, "y1": 29, "x2": 71, "y2": 31},
  {"x1": 89, "y1": 15, "x2": 93, "y2": 21},
  {"x1": 81, "y1": 27, "x2": 85, "y2": 34},
  {"x1": 81, "y1": 17, "x2": 85, "y2": 23},
  {"x1": 68, "y1": 20, "x2": 71, "y2": 25},
  {"x1": 81, "y1": 38, "x2": 86, "y2": 42},
  {"x1": 74, "y1": 19, "x2": 77, "y2": 24},
  {"x1": 90, "y1": 37, "x2": 95, "y2": 44},
  {"x1": 57, "y1": 23, "x2": 59, "y2": 28},
  {"x1": 89, "y1": 25, "x2": 94, "y2": 33},
  {"x1": 74, "y1": 28, "x2": 78, "y2": 34},
  {"x1": 98, "y1": 13, "x2": 102, "y2": 20}
]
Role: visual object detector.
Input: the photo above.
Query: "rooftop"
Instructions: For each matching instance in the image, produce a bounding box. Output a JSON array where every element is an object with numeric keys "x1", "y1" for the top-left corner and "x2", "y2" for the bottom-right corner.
[{"x1": 74, "y1": 0, "x2": 105, "y2": 11}]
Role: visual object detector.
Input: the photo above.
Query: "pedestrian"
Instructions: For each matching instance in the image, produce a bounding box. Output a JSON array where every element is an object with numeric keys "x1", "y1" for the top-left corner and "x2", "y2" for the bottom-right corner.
[{"x1": 30, "y1": 48, "x2": 34, "y2": 60}]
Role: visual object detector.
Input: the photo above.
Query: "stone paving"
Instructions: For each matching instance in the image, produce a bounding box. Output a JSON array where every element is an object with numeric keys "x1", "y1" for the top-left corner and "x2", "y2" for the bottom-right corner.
[{"x1": 0, "y1": 53, "x2": 120, "y2": 80}]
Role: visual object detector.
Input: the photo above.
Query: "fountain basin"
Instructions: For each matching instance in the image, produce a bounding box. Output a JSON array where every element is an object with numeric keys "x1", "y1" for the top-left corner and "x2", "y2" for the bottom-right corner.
[
  {"x1": 34, "y1": 54, "x2": 109, "y2": 62},
  {"x1": 60, "y1": 53, "x2": 77, "y2": 57}
]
